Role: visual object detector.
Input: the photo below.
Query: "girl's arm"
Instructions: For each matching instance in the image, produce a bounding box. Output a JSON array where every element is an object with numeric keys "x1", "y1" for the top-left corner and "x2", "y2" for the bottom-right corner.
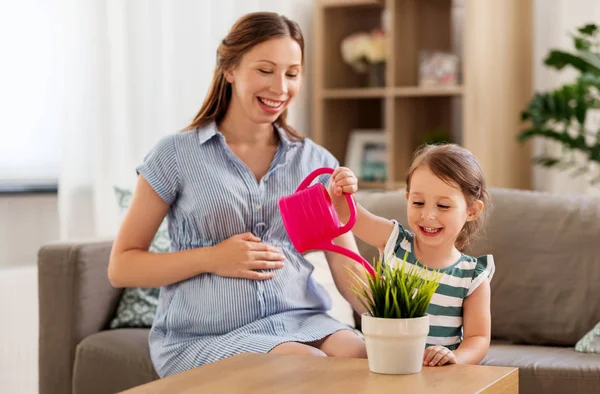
[
  {"x1": 328, "y1": 167, "x2": 395, "y2": 251},
  {"x1": 352, "y1": 203, "x2": 395, "y2": 251},
  {"x1": 454, "y1": 278, "x2": 492, "y2": 364}
]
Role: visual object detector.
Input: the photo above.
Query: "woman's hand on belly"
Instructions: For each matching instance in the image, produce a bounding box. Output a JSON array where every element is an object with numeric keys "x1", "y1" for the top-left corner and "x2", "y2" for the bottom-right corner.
[{"x1": 206, "y1": 232, "x2": 285, "y2": 280}]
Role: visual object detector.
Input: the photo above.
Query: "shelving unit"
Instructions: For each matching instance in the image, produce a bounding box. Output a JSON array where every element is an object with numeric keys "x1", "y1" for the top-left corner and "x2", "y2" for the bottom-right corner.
[{"x1": 312, "y1": 0, "x2": 533, "y2": 190}]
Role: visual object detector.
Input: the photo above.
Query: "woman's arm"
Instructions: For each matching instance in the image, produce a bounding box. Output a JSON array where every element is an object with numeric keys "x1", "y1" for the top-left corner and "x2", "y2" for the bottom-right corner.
[
  {"x1": 454, "y1": 278, "x2": 492, "y2": 364},
  {"x1": 109, "y1": 176, "x2": 285, "y2": 288},
  {"x1": 324, "y1": 231, "x2": 369, "y2": 315},
  {"x1": 108, "y1": 176, "x2": 218, "y2": 288}
]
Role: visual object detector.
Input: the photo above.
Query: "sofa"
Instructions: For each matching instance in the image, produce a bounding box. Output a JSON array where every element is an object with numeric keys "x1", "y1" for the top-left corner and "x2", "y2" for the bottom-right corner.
[{"x1": 38, "y1": 187, "x2": 600, "y2": 394}]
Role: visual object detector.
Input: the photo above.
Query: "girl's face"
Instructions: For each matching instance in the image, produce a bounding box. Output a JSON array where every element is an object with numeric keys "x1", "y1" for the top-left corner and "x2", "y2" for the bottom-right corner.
[
  {"x1": 225, "y1": 37, "x2": 303, "y2": 125},
  {"x1": 406, "y1": 165, "x2": 482, "y2": 250}
]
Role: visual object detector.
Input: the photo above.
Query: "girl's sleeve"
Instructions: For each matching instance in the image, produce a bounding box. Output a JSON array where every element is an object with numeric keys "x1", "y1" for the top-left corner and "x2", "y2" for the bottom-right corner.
[
  {"x1": 383, "y1": 220, "x2": 414, "y2": 266},
  {"x1": 136, "y1": 134, "x2": 180, "y2": 205},
  {"x1": 467, "y1": 255, "x2": 496, "y2": 296}
]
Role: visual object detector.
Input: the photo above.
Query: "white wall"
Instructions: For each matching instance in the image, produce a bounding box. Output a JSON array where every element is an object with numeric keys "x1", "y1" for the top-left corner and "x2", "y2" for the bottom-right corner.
[
  {"x1": 533, "y1": 0, "x2": 600, "y2": 196},
  {"x1": 0, "y1": 195, "x2": 59, "y2": 267}
]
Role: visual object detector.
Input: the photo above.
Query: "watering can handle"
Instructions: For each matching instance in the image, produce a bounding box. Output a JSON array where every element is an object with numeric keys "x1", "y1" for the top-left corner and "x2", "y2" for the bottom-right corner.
[{"x1": 297, "y1": 167, "x2": 357, "y2": 234}]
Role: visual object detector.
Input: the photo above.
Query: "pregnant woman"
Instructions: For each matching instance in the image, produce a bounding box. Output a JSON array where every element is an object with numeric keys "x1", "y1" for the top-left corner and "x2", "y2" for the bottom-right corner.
[{"x1": 108, "y1": 11, "x2": 368, "y2": 377}]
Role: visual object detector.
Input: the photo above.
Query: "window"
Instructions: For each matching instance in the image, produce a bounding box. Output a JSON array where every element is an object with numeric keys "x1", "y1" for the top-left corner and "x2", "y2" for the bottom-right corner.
[{"x1": 0, "y1": 1, "x2": 61, "y2": 192}]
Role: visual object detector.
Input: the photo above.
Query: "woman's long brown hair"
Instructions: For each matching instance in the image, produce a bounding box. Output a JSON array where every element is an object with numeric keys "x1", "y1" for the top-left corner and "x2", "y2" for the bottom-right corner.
[{"x1": 184, "y1": 12, "x2": 304, "y2": 140}]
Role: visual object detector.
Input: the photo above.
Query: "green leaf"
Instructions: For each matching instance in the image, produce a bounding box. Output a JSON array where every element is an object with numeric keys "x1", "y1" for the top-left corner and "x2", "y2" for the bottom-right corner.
[
  {"x1": 577, "y1": 51, "x2": 600, "y2": 74},
  {"x1": 544, "y1": 50, "x2": 596, "y2": 73},
  {"x1": 574, "y1": 37, "x2": 591, "y2": 51},
  {"x1": 577, "y1": 23, "x2": 599, "y2": 37}
]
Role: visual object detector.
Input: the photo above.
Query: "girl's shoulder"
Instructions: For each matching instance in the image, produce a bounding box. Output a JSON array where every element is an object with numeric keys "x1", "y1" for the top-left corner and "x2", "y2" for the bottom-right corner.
[
  {"x1": 386, "y1": 220, "x2": 415, "y2": 252},
  {"x1": 382, "y1": 220, "x2": 415, "y2": 264},
  {"x1": 458, "y1": 253, "x2": 495, "y2": 297}
]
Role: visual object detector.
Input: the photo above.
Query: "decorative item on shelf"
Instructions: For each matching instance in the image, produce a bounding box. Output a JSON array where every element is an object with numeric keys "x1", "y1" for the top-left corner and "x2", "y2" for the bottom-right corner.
[
  {"x1": 517, "y1": 22, "x2": 600, "y2": 185},
  {"x1": 418, "y1": 50, "x2": 460, "y2": 87},
  {"x1": 345, "y1": 130, "x2": 387, "y2": 182},
  {"x1": 341, "y1": 29, "x2": 387, "y2": 87},
  {"x1": 348, "y1": 253, "x2": 443, "y2": 374}
]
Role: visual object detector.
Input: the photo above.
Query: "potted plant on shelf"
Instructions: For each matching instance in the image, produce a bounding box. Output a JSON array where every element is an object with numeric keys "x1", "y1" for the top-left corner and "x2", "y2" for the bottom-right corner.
[
  {"x1": 350, "y1": 252, "x2": 442, "y2": 375},
  {"x1": 517, "y1": 22, "x2": 600, "y2": 184}
]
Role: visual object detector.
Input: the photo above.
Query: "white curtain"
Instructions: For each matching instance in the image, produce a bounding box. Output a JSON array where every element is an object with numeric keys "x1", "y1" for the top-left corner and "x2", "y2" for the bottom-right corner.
[
  {"x1": 533, "y1": 0, "x2": 600, "y2": 196},
  {"x1": 59, "y1": 0, "x2": 314, "y2": 239}
]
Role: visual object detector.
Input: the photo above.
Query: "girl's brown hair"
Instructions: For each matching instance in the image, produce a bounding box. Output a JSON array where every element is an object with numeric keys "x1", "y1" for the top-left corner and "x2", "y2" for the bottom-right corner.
[
  {"x1": 184, "y1": 12, "x2": 304, "y2": 140},
  {"x1": 406, "y1": 144, "x2": 491, "y2": 251}
]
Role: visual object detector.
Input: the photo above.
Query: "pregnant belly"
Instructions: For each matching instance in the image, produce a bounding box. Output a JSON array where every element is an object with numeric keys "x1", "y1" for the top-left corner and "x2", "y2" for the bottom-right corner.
[{"x1": 165, "y1": 274, "x2": 261, "y2": 336}]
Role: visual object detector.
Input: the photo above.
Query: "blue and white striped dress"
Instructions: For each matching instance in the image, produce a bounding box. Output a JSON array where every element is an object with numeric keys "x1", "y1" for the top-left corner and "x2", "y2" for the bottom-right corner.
[{"x1": 137, "y1": 121, "x2": 354, "y2": 377}]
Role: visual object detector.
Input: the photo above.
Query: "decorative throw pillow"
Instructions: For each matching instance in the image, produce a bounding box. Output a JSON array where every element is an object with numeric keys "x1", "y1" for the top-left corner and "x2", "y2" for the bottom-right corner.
[
  {"x1": 575, "y1": 322, "x2": 600, "y2": 354},
  {"x1": 109, "y1": 187, "x2": 167, "y2": 329}
]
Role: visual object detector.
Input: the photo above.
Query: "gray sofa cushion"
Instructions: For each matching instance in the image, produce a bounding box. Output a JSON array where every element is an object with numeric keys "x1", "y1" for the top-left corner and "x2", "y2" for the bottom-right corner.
[
  {"x1": 466, "y1": 188, "x2": 600, "y2": 346},
  {"x1": 483, "y1": 343, "x2": 600, "y2": 394},
  {"x1": 72, "y1": 329, "x2": 157, "y2": 394}
]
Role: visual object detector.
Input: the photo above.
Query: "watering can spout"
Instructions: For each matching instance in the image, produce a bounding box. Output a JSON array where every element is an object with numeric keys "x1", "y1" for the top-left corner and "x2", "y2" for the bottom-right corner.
[{"x1": 316, "y1": 241, "x2": 376, "y2": 278}]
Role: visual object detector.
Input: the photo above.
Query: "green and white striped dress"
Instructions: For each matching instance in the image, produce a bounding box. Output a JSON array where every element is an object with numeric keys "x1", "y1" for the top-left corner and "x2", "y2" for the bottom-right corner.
[{"x1": 383, "y1": 221, "x2": 495, "y2": 351}]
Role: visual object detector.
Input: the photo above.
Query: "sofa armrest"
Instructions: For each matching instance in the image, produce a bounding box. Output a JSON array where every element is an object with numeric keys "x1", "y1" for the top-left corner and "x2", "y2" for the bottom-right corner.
[{"x1": 38, "y1": 239, "x2": 122, "y2": 394}]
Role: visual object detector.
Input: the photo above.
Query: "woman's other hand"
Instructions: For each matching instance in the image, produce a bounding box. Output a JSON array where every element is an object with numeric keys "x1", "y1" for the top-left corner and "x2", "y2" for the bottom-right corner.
[{"x1": 208, "y1": 233, "x2": 285, "y2": 280}]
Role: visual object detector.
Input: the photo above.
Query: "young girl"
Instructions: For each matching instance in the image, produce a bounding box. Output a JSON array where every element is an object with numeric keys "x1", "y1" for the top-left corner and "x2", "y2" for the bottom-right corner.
[
  {"x1": 329, "y1": 143, "x2": 494, "y2": 366},
  {"x1": 108, "y1": 12, "x2": 367, "y2": 378}
]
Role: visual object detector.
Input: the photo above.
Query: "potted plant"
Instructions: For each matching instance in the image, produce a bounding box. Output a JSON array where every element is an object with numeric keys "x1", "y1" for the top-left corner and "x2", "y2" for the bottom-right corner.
[
  {"x1": 349, "y1": 252, "x2": 442, "y2": 375},
  {"x1": 517, "y1": 23, "x2": 600, "y2": 184}
]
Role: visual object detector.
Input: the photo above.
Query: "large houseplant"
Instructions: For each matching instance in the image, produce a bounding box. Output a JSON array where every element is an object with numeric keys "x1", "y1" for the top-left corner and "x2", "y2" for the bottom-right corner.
[
  {"x1": 517, "y1": 23, "x2": 600, "y2": 183},
  {"x1": 350, "y1": 252, "x2": 442, "y2": 375}
]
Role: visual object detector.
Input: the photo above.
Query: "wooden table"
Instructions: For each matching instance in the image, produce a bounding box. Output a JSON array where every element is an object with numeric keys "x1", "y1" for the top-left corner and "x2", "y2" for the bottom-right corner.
[{"x1": 121, "y1": 353, "x2": 518, "y2": 394}]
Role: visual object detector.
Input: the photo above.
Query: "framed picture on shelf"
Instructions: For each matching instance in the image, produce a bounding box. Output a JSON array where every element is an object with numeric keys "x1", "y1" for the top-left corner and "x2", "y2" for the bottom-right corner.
[
  {"x1": 418, "y1": 50, "x2": 460, "y2": 87},
  {"x1": 345, "y1": 130, "x2": 387, "y2": 182}
]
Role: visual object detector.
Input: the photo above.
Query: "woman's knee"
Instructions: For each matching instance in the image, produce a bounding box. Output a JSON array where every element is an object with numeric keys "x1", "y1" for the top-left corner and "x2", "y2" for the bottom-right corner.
[
  {"x1": 320, "y1": 330, "x2": 367, "y2": 358},
  {"x1": 269, "y1": 342, "x2": 327, "y2": 357}
]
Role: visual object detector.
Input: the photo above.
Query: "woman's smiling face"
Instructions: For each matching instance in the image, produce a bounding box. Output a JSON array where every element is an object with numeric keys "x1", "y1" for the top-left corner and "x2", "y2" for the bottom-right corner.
[{"x1": 225, "y1": 36, "x2": 303, "y2": 125}]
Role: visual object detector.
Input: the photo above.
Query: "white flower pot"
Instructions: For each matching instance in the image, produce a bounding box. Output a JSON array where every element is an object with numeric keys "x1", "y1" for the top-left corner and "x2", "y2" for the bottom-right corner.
[{"x1": 361, "y1": 313, "x2": 429, "y2": 375}]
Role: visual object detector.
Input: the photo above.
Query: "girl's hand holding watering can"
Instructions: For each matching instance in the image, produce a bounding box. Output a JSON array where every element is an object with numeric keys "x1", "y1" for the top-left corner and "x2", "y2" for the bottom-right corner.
[{"x1": 327, "y1": 167, "x2": 359, "y2": 222}]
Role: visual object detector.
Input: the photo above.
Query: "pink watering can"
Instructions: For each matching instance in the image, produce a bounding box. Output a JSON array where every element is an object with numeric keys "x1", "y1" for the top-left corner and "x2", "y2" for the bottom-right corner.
[{"x1": 278, "y1": 167, "x2": 376, "y2": 278}]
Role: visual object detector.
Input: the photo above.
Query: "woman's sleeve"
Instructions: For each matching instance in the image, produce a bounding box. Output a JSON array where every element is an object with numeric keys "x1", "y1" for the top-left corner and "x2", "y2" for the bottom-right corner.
[
  {"x1": 315, "y1": 147, "x2": 340, "y2": 189},
  {"x1": 467, "y1": 255, "x2": 496, "y2": 296},
  {"x1": 136, "y1": 134, "x2": 180, "y2": 205}
]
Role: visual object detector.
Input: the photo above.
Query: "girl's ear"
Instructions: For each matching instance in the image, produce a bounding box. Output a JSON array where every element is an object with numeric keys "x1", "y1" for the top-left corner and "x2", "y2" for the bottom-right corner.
[
  {"x1": 405, "y1": 192, "x2": 409, "y2": 200},
  {"x1": 467, "y1": 199, "x2": 484, "y2": 222}
]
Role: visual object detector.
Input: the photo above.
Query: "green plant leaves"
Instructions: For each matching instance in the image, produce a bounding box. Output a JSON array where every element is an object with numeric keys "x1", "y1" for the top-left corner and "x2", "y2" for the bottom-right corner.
[
  {"x1": 348, "y1": 253, "x2": 443, "y2": 319},
  {"x1": 518, "y1": 23, "x2": 600, "y2": 183}
]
